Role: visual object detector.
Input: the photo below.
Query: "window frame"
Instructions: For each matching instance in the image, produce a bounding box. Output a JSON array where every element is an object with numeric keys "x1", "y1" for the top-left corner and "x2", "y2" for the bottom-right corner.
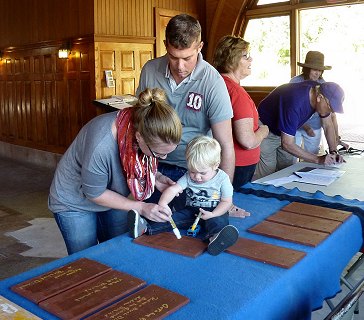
[{"x1": 241, "y1": 0, "x2": 363, "y2": 84}]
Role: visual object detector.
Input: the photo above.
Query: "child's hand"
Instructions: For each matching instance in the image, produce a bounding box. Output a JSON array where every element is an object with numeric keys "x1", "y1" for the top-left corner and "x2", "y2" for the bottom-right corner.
[{"x1": 199, "y1": 208, "x2": 214, "y2": 220}]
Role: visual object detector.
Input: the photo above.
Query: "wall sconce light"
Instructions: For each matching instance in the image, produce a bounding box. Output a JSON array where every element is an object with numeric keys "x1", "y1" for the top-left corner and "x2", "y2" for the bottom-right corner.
[{"x1": 58, "y1": 41, "x2": 71, "y2": 59}]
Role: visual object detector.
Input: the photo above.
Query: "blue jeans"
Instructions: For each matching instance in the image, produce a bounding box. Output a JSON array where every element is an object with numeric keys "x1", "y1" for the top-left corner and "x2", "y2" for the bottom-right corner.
[
  {"x1": 233, "y1": 164, "x2": 257, "y2": 191},
  {"x1": 147, "y1": 162, "x2": 187, "y2": 210},
  {"x1": 53, "y1": 209, "x2": 128, "y2": 255},
  {"x1": 146, "y1": 206, "x2": 229, "y2": 239}
]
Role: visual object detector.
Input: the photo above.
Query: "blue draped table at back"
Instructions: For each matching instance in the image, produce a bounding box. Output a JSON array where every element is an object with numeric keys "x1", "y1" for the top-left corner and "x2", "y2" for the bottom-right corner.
[
  {"x1": 0, "y1": 193, "x2": 362, "y2": 320},
  {"x1": 241, "y1": 156, "x2": 364, "y2": 226}
]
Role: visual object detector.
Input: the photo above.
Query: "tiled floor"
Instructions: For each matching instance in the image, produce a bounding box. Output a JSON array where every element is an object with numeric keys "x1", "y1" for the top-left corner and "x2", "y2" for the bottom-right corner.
[
  {"x1": 1, "y1": 155, "x2": 364, "y2": 319},
  {"x1": 0, "y1": 156, "x2": 65, "y2": 280}
]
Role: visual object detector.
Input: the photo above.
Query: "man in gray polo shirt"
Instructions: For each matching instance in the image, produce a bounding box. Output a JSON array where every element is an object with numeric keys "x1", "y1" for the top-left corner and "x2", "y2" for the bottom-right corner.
[{"x1": 136, "y1": 14, "x2": 234, "y2": 208}]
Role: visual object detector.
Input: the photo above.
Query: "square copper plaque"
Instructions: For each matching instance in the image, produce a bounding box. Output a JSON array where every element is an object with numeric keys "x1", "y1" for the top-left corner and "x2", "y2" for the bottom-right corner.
[{"x1": 133, "y1": 232, "x2": 207, "y2": 257}]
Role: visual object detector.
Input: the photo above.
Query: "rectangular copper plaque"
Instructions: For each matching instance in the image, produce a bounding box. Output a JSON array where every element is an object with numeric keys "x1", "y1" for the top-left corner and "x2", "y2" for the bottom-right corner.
[
  {"x1": 248, "y1": 220, "x2": 329, "y2": 247},
  {"x1": 281, "y1": 202, "x2": 351, "y2": 222},
  {"x1": 11, "y1": 258, "x2": 111, "y2": 304},
  {"x1": 84, "y1": 284, "x2": 189, "y2": 320},
  {"x1": 39, "y1": 270, "x2": 146, "y2": 320},
  {"x1": 133, "y1": 232, "x2": 207, "y2": 257},
  {"x1": 267, "y1": 210, "x2": 342, "y2": 234},
  {"x1": 226, "y1": 237, "x2": 306, "y2": 268}
]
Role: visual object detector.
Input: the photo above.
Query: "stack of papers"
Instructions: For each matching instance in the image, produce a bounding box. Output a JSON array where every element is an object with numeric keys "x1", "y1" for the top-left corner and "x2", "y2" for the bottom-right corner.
[
  {"x1": 262, "y1": 167, "x2": 345, "y2": 187},
  {"x1": 94, "y1": 95, "x2": 138, "y2": 109},
  {"x1": 292, "y1": 168, "x2": 345, "y2": 186}
]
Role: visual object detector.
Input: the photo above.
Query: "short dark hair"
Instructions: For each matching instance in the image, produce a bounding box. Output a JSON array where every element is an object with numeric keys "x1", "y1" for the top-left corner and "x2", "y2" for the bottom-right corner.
[{"x1": 165, "y1": 14, "x2": 201, "y2": 49}]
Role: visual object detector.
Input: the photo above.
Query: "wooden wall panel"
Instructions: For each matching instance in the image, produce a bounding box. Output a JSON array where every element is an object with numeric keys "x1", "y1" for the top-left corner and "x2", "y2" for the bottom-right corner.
[
  {"x1": 6, "y1": 82, "x2": 13, "y2": 138},
  {"x1": 44, "y1": 80, "x2": 55, "y2": 146},
  {"x1": 0, "y1": 41, "x2": 96, "y2": 154},
  {"x1": 93, "y1": 0, "x2": 202, "y2": 38},
  {"x1": 0, "y1": 0, "x2": 206, "y2": 156},
  {"x1": 34, "y1": 80, "x2": 43, "y2": 144},
  {"x1": 0, "y1": 0, "x2": 94, "y2": 48},
  {"x1": 95, "y1": 42, "x2": 153, "y2": 99},
  {"x1": 0, "y1": 82, "x2": 4, "y2": 137},
  {"x1": 55, "y1": 79, "x2": 69, "y2": 148},
  {"x1": 24, "y1": 82, "x2": 32, "y2": 141},
  {"x1": 15, "y1": 82, "x2": 25, "y2": 140},
  {"x1": 121, "y1": 52, "x2": 135, "y2": 71}
]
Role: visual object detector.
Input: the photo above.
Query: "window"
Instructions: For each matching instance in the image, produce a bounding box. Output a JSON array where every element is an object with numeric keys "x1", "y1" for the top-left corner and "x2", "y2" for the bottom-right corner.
[
  {"x1": 242, "y1": 1, "x2": 364, "y2": 147},
  {"x1": 256, "y1": 0, "x2": 288, "y2": 5},
  {"x1": 299, "y1": 5, "x2": 364, "y2": 130},
  {"x1": 243, "y1": 15, "x2": 290, "y2": 86}
]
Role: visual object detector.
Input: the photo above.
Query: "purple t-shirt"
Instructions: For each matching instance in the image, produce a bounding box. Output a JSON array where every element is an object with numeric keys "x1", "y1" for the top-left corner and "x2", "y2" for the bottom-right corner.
[{"x1": 258, "y1": 81, "x2": 317, "y2": 136}]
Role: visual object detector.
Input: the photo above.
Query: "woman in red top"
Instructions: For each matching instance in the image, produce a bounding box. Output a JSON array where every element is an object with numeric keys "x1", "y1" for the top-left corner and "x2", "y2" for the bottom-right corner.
[{"x1": 213, "y1": 36, "x2": 269, "y2": 190}]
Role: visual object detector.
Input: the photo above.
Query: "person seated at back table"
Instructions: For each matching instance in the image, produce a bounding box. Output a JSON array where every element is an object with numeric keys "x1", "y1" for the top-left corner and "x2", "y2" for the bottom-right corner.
[
  {"x1": 290, "y1": 51, "x2": 349, "y2": 155},
  {"x1": 254, "y1": 81, "x2": 345, "y2": 179},
  {"x1": 128, "y1": 136, "x2": 239, "y2": 256}
]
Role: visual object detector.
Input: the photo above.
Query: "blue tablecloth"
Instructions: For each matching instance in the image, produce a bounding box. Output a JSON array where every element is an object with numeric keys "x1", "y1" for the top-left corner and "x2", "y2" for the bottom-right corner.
[{"x1": 0, "y1": 193, "x2": 362, "y2": 320}]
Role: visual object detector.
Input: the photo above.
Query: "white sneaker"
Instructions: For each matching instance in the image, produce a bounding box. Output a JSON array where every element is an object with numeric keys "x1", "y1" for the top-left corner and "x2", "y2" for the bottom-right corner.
[
  {"x1": 128, "y1": 210, "x2": 148, "y2": 239},
  {"x1": 207, "y1": 225, "x2": 239, "y2": 256}
]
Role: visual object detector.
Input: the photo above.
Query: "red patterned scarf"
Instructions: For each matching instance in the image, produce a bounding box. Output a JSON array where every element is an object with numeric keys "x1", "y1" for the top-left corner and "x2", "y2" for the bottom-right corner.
[{"x1": 116, "y1": 108, "x2": 157, "y2": 201}]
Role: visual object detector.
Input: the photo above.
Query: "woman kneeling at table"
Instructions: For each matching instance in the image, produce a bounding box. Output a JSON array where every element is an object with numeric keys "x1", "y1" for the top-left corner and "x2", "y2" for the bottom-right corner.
[{"x1": 48, "y1": 88, "x2": 182, "y2": 254}]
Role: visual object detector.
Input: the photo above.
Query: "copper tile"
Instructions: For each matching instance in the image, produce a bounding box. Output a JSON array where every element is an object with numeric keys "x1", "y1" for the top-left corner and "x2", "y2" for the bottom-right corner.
[
  {"x1": 39, "y1": 270, "x2": 146, "y2": 320},
  {"x1": 11, "y1": 258, "x2": 111, "y2": 303},
  {"x1": 248, "y1": 220, "x2": 328, "y2": 247},
  {"x1": 267, "y1": 210, "x2": 342, "y2": 234},
  {"x1": 226, "y1": 237, "x2": 306, "y2": 268},
  {"x1": 85, "y1": 284, "x2": 189, "y2": 320},
  {"x1": 281, "y1": 202, "x2": 351, "y2": 222},
  {"x1": 133, "y1": 233, "x2": 207, "y2": 257}
]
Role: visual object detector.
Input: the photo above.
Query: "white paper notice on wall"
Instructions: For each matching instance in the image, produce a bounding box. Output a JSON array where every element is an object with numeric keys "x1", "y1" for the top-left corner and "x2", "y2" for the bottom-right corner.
[{"x1": 104, "y1": 70, "x2": 115, "y2": 88}]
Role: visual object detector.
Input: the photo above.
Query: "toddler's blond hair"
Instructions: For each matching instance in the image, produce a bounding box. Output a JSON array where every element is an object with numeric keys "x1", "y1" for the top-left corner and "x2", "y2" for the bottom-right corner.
[{"x1": 186, "y1": 136, "x2": 221, "y2": 171}]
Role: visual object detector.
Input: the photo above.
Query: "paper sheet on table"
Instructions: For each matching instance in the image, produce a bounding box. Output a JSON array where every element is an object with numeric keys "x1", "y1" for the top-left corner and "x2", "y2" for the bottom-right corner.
[
  {"x1": 292, "y1": 173, "x2": 337, "y2": 186},
  {"x1": 292, "y1": 169, "x2": 345, "y2": 186},
  {"x1": 259, "y1": 168, "x2": 345, "y2": 187},
  {"x1": 259, "y1": 175, "x2": 297, "y2": 187},
  {"x1": 303, "y1": 168, "x2": 345, "y2": 177}
]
